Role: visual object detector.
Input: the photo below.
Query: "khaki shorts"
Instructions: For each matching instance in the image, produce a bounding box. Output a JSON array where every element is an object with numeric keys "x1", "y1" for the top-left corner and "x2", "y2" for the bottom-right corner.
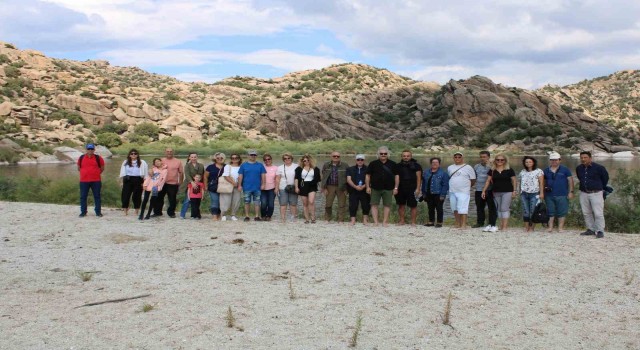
[{"x1": 371, "y1": 189, "x2": 393, "y2": 207}]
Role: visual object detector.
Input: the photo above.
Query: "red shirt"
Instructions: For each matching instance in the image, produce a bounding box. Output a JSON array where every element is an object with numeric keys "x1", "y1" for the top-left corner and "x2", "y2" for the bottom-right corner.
[
  {"x1": 188, "y1": 181, "x2": 204, "y2": 199},
  {"x1": 78, "y1": 154, "x2": 105, "y2": 182}
]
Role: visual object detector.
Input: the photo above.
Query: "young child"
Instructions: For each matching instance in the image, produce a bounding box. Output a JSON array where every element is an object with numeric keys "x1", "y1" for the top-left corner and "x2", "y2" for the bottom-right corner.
[
  {"x1": 188, "y1": 174, "x2": 204, "y2": 219},
  {"x1": 139, "y1": 158, "x2": 167, "y2": 220}
]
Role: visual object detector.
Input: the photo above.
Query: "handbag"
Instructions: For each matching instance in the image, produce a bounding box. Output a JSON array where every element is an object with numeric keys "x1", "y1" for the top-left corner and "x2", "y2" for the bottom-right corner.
[
  {"x1": 283, "y1": 165, "x2": 296, "y2": 193},
  {"x1": 216, "y1": 179, "x2": 233, "y2": 193}
]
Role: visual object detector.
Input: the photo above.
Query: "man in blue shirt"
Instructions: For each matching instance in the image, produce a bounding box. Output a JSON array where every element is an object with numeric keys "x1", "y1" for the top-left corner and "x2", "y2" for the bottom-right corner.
[
  {"x1": 575, "y1": 151, "x2": 609, "y2": 238},
  {"x1": 238, "y1": 150, "x2": 266, "y2": 221},
  {"x1": 543, "y1": 152, "x2": 574, "y2": 232}
]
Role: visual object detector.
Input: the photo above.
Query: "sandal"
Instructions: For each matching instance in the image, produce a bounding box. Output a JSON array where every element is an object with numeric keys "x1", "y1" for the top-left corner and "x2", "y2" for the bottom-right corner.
[
  {"x1": 304, "y1": 220, "x2": 309, "y2": 224},
  {"x1": 311, "y1": 219, "x2": 316, "y2": 224}
]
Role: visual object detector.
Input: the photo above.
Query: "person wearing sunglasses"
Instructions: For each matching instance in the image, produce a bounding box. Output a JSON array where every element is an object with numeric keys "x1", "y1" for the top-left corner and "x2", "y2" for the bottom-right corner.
[
  {"x1": 238, "y1": 150, "x2": 266, "y2": 222},
  {"x1": 220, "y1": 153, "x2": 243, "y2": 221},
  {"x1": 119, "y1": 148, "x2": 147, "y2": 216},
  {"x1": 481, "y1": 154, "x2": 516, "y2": 232},
  {"x1": 275, "y1": 152, "x2": 299, "y2": 222},
  {"x1": 321, "y1": 151, "x2": 349, "y2": 223},
  {"x1": 365, "y1": 146, "x2": 399, "y2": 227},
  {"x1": 295, "y1": 154, "x2": 321, "y2": 224},
  {"x1": 260, "y1": 153, "x2": 278, "y2": 221}
]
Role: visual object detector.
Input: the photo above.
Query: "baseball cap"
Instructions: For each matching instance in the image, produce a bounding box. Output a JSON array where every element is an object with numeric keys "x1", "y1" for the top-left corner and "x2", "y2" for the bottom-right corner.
[
  {"x1": 247, "y1": 149, "x2": 257, "y2": 156},
  {"x1": 355, "y1": 154, "x2": 365, "y2": 160},
  {"x1": 548, "y1": 151, "x2": 561, "y2": 160},
  {"x1": 453, "y1": 151, "x2": 463, "y2": 156},
  {"x1": 86, "y1": 143, "x2": 95, "y2": 150}
]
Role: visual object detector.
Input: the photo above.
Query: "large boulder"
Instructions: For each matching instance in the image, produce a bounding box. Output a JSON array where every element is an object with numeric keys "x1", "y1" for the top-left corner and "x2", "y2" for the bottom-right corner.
[
  {"x1": 95, "y1": 145, "x2": 113, "y2": 158},
  {"x1": 0, "y1": 101, "x2": 14, "y2": 116},
  {"x1": 53, "y1": 146, "x2": 84, "y2": 162},
  {"x1": 54, "y1": 94, "x2": 113, "y2": 126}
]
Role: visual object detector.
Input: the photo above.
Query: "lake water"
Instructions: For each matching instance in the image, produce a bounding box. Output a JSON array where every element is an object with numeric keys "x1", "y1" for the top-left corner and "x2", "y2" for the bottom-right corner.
[{"x1": 1, "y1": 153, "x2": 637, "y2": 220}]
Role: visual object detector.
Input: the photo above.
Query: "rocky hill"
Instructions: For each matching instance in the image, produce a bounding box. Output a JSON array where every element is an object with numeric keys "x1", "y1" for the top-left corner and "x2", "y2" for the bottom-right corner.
[
  {"x1": 0, "y1": 41, "x2": 637, "y2": 154},
  {"x1": 539, "y1": 70, "x2": 640, "y2": 148}
]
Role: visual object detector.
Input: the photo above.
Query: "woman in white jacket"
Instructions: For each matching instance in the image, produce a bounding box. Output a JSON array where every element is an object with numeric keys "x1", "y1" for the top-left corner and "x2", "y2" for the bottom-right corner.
[{"x1": 119, "y1": 148, "x2": 148, "y2": 216}]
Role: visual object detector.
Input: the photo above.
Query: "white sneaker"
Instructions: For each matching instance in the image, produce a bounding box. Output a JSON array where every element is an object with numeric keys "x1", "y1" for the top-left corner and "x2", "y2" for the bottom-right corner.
[
  {"x1": 489, "y1": 226, "x2": 498, "y2": 232},
  {"x1": 231, "y1": 216, "x2": 238, "y2": 221},
  {"x1": 221, "y1": 216, "x2": 227, "y2": 221},
  {"x1": 483, "y1": 225, "x2": 492, "y2": 232}
]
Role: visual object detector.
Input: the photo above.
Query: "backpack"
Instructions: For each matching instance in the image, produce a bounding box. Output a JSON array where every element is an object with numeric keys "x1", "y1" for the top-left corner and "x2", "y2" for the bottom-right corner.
[
  {"x1": 531, "y1": 201, "x2": 549, "y2": 225},
  {"x1": 78, "y1": 154, "x2": 102, "y2": 168}
]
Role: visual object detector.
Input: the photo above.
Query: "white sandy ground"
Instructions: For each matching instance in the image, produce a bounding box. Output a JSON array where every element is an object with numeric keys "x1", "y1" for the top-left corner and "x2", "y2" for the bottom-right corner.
[{"x1": 0, "y1": 202, "x2": 639, "y2": 350}]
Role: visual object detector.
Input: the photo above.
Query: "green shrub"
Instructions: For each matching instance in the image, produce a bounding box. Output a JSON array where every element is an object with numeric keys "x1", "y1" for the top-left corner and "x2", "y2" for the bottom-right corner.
[
  {"x1": 4, "y1": 44, "x2": 16, "y2": 49},
  {"x1": 0, "y1": 54, "x2": 9, "y2": 64},
  {"x1": 94, "y1": 123, "x2": 128, "y2": 135},
  {"x1": 80, "y1": 91, "x2": 98, "y2": 100},
  {"x1": 127, "y1": 133, "x2": 152, "y2": 144},
  {"x1": 158, "y1": 135, "x2": 187, "y2": 145},
  {"x1": 96, "y1": 132, "x2": 123, "y2": 148},
  {"x1": 49, "y1": 110, "x2": 85, "y2": 125},
  {"x1": 164, "y1": 91, "x2": 181, "y2": 101},
  {"x1": 0, "y1": 148, "x2": 22, "y2": 163},
  {"x1": 133, "y1": 122, "x2": 160, "y2": 141},
  {"x1": 3, "y1": 65, "x2": 19, "y2": 78}
]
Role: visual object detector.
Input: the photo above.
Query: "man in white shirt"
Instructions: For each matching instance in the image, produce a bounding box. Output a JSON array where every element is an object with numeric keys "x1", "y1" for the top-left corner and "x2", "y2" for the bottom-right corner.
[{"x1": 447, "y1": 152, "x2": 476, "y2": 229}]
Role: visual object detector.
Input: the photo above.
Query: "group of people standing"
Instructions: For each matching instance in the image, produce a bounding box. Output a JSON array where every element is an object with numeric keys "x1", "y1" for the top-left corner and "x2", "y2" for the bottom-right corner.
[{"x1": 77, "y1": 144, "x2": 610, "y2": 238}]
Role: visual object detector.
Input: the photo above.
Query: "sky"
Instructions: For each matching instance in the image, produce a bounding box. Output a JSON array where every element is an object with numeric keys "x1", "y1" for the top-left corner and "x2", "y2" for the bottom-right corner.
[{"x1": 1, "y1": 0, "x2": 639, "y2": 89}]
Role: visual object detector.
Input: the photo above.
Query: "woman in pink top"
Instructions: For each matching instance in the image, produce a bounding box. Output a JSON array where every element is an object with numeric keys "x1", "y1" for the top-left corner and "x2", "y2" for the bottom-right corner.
[
  {"x1": 140, "y1": 158, "x2": 167, "y2": 220},
  {"x1": 260, "y1": 153, "x2": 278, "y2": 221}
]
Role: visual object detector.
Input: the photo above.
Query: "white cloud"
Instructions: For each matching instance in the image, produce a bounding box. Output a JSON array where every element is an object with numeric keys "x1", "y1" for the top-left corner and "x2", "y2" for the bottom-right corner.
[{"x1": 100, "y1": 48, "x2": 345, "y2": 72}]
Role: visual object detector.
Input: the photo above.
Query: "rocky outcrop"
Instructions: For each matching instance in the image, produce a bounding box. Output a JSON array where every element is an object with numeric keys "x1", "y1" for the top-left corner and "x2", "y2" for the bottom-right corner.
[{"x1": 53, "y1": 94, "x2": 113, "y2": 126}]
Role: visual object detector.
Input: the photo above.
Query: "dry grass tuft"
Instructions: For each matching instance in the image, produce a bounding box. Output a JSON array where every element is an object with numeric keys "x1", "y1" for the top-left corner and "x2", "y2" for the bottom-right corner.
[
  {"x1": 441, "y1": 291, "x2": 453, "y2": 327},
  {"x1": 289, "y1": 277, "x2": 296, "y2": 300},
  {"x1": 141, "y1": 303, "x2": 155, "y2": 312},
  {"x1": 226, "y1": 306, "x2": 236, "y2": 328},
  {"x1": 348, "y1": 312, "x2": 363, "y2": 347},
  {"x1": 231, "y1": 238, "x2": 245, "y2": 244},
  {"x1": 624, "y1": 270, "x2": 635, "y2": 286},
  {"x1": 76, "y1": 271, "x2": 94, "y2": 282}
]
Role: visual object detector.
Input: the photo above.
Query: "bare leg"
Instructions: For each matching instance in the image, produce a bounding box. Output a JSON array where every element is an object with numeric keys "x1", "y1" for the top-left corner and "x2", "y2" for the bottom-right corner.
[
  {"x1": 501, "y1": 218, "x2": 509, "y2": 230},
  {"x1": 280, "y1": 205, "x2": 287, "y2": 222},
  {"x1": 362, "y1": 215, "x2": 369, "y2": 225},
  {"x1": 254, "y1": 203, "x2": 260, "y2": 219},
  {"x1": 371, "y1": 206, "x2": 379, "y2": 226},
  {"x1": 558, "y1": 217, "x2": 566, "y2": 232},
  {"x1": 460, "y1": 214, "x2": 468, "y2": 229},
  {"x1": 410, "y1": 207, "x2": 417, "y2": 227},
  {"x1": 302, "y1": 197, "x2": 310, "y2": 221},
  {"x1": 308, "y1": 192, "x2": 317, "y2": 221},
  {"x1": 454, "y1": 212, "x2": 460, "y2": 228},
  {"x1": 244, "y1": 203, "x2": 250, "y2": 218},
  {"x1": 398, "y1": 205, "x2": 406, "y2": 225},
  {"x1": 350, "y1": 217, "x2": 356, "y2": 225},
  {"x1": 291, "y1": 205, "x2": 298, "y2": 221},
  {"x1": 382, "y1": 206, "x2": 391, "y2": 227},
  {"x1": 547, "y1": 217, "x2": 555, "y2": 232}
]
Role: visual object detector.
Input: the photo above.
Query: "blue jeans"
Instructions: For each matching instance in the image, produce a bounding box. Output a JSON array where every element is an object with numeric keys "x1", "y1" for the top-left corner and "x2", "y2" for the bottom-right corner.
[
  {"x1": 521, "y1": 192, "x2": 539, "y2": 221},
  {"x1": 243, "y1": 190, "x2": 261, "y2": 204},
  {"x1": 260, "y1": 189, "x2": 276, "y2": 218},
  {"x1": 179, "y1": 191, "x2": 190, "y2": 218},
  {"x1": 209, "y1": 191, "x2": 221, "y2": 215},
  {"x1": 80, "y1": 181, "x2": 102, "y2": 214}
]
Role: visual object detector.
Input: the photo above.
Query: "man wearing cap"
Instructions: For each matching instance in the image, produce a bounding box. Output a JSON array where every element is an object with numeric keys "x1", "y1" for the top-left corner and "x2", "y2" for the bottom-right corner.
[
  {"x1": 346, "y1": 154, "x2": 370, "y2": 225},
  {"x1": 447, "y1": 152, "x2": 476, "y2": 229},
  {"x1": 321, "y1": 151, "x2": 349, "y2": 222},
  {"x1": 543, "y1": 151, "x2": 574, "y2": 232},
  {"x1": 238, "y1": 150, "x2": 266, "y2": 221},
  {"x1": 77, "y1": 143, "x2": 105, "y2": 217},
  {"x1": 156, "y1": 147, "x2": 183, "y2": 218},
  {"x1": 576, "y1": 151, "x2": 609, "y2": 238}
]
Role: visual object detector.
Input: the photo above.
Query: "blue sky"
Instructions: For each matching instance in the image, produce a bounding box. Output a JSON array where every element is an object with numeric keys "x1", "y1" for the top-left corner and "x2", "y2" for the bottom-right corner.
[{"x1": 1, "y1": 0, "x2": 639, "y2": 88}]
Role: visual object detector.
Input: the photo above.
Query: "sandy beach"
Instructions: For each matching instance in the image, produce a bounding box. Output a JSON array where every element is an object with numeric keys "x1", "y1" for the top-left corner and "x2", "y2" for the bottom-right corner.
[{"x1": 1, "y1": 201, "x2": 639, "y2": 349}]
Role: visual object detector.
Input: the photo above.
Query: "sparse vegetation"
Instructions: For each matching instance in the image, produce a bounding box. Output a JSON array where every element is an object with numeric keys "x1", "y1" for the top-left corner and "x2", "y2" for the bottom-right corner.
[
  {"x1": 225, "y1": 306, "x2": 236, "y2": 328},
  {"x1": 348, "y1": 312, "x2": 363, "y2": 347},
  {"x1": 76, "y1": 271, "x2": 94, "y2": 282},
  {"x1": 441, "y1": 291, "x2": 453, "y2": 326},
  {"x1": 141, "y1": 303, "x2": 155, "y2": 312}
]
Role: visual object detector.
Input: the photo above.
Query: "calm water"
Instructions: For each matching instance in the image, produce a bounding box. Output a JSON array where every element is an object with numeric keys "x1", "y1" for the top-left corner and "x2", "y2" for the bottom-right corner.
[{"x1": 2, "y1": 153, "x2": 637, "y2": 220}]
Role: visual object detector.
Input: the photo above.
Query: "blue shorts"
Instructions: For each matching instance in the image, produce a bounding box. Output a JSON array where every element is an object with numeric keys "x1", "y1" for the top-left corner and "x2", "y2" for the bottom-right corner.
[
  {"x1": 243, "y1": 190, "x2": 261, "y2": 204},
  {"x1": 545, "y1": 196, "x2": 569, "y2": 218}
]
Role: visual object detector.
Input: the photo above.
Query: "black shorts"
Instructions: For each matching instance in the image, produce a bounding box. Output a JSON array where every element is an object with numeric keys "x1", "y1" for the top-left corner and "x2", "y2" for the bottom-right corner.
[{"x1": 395, "y1": 187, "x2": 418, "y2": 208}]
